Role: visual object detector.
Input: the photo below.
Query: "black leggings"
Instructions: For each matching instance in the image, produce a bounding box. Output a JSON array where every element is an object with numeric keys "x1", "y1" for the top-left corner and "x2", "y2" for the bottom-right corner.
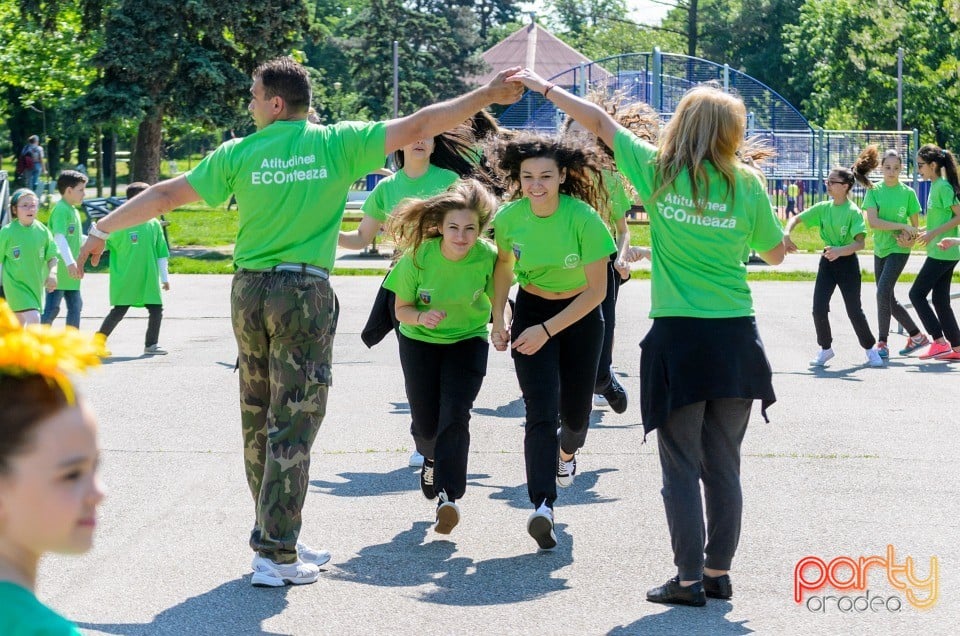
[
  {"x1": 398, "y1": 334, "x2": 488, "y2": 501},
  {"x1": 97, "y1": 304, "x2": 163, "y2": 347},
  {"x1": 812, "y1": 255, "x2": 875, "y2": 350},
  {"x1": 909, "y1": 257, "x2": 960, "y2": 346},
  {"x1": 511, "y1": 287, "x2": 603, "y2": 508},
  {"x1": 595, "y1": 257, "x2": 626, "y2": 393},
  {"x1": 874, "y1": 253, "x2": 920, "y2": 342}
]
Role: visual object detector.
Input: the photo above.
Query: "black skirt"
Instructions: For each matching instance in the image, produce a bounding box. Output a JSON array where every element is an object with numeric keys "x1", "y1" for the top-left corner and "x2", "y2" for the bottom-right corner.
[{"x1": 639, "y1": 316, "x2": 775, "y2": 434}]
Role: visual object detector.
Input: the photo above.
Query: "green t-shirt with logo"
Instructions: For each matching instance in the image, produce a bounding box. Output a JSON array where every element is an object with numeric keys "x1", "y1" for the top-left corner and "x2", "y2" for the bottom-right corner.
[
  {"x1": 798, "y1": 199, "x2": 866, "y2": 248},
  {"x1": 48, "y1": 199, "x2": 83, "y2": 291},
  {"x1": 106, "y1": 219, "x2": 169, "y2": 307},
  {"x1": 186, "y1": 120, "x2": 387, "y2": 270},
  {"x1": 383, "y1": 237, "x2": 496, "y2": 344},
  {"x1": 362, "y1": 165, "x2": 459, "y2": 223},
  {"x1": 0, "y1": 582, "x2": 81, "y2": 635},
  {"x1": 492, "y1": 195, "x2": 616, "y2": 293},
  {"x1": 862, "y1": 182, "x2": 921, "y2": 258},
  {"x1": 925, "y1": 178, "x2": 960, "y2": 260},
  {"x1": 613, "y1": 128, "x2": 784, "y2": 318},
  {"x1": 0, "y1": 221, "x2": 57, "y2": 312}
]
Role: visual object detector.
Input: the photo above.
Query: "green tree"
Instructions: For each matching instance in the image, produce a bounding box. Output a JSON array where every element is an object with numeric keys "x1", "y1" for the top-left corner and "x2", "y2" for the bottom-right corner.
[
  {"x1": 341, "y1": 0, "x2": 485, "y2": 120},
  {"x1": 83, "y1": 0, "x2": 311, "y2": 183},
  {"x1": 783, "y1": 0, "x2": 960, "y2": 144},
  {"x1": 546, "y1": 0, "x2": 686, "y2": 58}
]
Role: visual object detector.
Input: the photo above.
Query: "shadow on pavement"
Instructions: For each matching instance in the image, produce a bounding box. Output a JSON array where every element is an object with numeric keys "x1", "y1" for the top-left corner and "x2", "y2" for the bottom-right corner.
[
  {"x1": 607, "y1": 601, "x2": 753, "y2": 635},
  {"x1": 310, "y1": 469, "x2": 490, "y2": 498},
  {"x1": 469, "y1": 468, "x2": 620, "y2": 509},
  {"x1": 76, "y1": 577, "x2": 291, "y2": 636},
  {"x1": 473, "y1": 397, "x2": 525, "y2": 419},
  {"x1": 332, "y1": 521, "x2": 574, "y2": 606}
]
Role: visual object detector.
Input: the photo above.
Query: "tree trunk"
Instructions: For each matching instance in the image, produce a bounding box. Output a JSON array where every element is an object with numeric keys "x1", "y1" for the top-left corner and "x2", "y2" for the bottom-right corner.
[
  {"x1": 77, "y1": 136, "x2": 89, "y2": 168},
  {"x1": 687, "y1": 0, "x2": 699, "y2": 58},
  {"x1": 132, "y1": 107, "x2": 164, "y2": 184}
]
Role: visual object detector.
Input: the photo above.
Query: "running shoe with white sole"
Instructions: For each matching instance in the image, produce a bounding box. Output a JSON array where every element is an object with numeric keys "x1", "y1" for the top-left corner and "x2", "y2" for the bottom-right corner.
[
  {"x1": 251, "y1": 556, "x2": 320, "y2": 587},
  {"x1": 527, "y1": 501, "x2": 557, "y2": 550}
]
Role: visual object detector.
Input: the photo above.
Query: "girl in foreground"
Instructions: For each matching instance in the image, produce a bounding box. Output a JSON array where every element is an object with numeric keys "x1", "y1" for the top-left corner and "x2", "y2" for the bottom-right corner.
[
  {"x1": 0, "y1": 300, "x2": 106, "y2": 634},
  {"x1": 383, "y1": 180, "x2": 499, "y2": 533}
]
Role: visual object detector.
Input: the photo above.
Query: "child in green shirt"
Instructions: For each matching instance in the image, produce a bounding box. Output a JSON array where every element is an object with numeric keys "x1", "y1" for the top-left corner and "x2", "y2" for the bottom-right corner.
[
  {"x1": 41, "y1": 170, "x2": 89, "y2": 328},
  {"x1": 0, "y1": 189, "x2": 58, "y2": 326},
  {"x1": 0, "y1": 299, "x2": 106, "y2": 636},
  {"x1": 784, "y1": 166, "x2": 882, "y2": 367},
  {"x1": 95, "y1": 182, "x2": 170, "y2": 356}
]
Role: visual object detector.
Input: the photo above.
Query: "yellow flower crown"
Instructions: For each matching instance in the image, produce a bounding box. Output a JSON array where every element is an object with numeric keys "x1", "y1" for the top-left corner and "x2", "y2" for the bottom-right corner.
[{"x1": 0, "y1": 300, "x2": 107, "y2": 404}]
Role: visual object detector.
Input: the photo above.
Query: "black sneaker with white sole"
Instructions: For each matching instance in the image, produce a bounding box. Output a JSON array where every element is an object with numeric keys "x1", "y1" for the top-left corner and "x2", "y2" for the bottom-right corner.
[
  {"x1": 601, "y1": 376, "x2": 628, "y2": 414},
  {"x1": 526, "y1": 501, "x2": 557, "y2": 550}
]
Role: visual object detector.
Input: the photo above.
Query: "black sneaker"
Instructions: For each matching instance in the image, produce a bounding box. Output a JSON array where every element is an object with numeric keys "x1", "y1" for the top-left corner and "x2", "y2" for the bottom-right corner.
[
  {"x1": 602, "y1": 376, "x2": 628, "y2": 414},
  {"x1": 703, "y1": 573, "x2": 733, "y2": 599},
  {"x1": 646, "y1": 576, "x2": 706, "y2": 607},
  {"x1": 420, "y1": 459, "x2": 436, "y2": 499},
  {"x1": 526, "y1": 501, "x2": 557, "y2": 550}
]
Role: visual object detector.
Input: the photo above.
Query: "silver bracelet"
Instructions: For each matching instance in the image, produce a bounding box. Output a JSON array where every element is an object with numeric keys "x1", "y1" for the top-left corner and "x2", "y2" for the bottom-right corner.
[{"x1": 88, "y1": 223, "x2": 109, "y2": 240}]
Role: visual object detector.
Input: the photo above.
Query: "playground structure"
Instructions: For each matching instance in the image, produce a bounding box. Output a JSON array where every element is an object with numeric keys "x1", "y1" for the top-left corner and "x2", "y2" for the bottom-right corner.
[{"x1": 498, "y1": 49, "x2": 922, "y2": 210}]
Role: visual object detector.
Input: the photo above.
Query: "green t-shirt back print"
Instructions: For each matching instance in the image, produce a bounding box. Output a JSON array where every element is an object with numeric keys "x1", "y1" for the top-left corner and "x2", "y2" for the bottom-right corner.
[{"x1": 186, "y1": 119, "x2": 387, "y2": 270}]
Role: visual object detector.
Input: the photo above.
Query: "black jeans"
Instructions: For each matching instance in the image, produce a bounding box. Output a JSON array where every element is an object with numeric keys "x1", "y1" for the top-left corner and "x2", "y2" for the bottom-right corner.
[
  {"x1": 595, "y1": 257, "x2": 626, "y2": 393},
  {"x1": 874, "y1": 253, "x2": 920, "y2": 342},
  {"x1": 909, "y1": 257, "x2": 960, "y2": 346},
  {"x1": 812, "y1": 255, "x2": 875, "y2": 350},
  {"x1": 512, "y1": 288, "x2": 603, "y2": 508},
  {"x1": 97, "y1": 304, "x2": 164, "y2": 347},
  {"x1": 657, "y1": 398, "x2": 752, "y2": 581},
  {"x1": 399, "y1": 334, "x2": 488, "y2": 501}
]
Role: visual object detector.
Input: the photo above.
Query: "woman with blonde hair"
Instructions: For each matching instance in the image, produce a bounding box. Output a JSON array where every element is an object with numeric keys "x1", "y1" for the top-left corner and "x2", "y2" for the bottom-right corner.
[
  {"x1": 508, "y1": 70, "x2": 784, "y2": 603},
  {"x1": 382, "y1": 179, "x2": 499, "y2": 533}
]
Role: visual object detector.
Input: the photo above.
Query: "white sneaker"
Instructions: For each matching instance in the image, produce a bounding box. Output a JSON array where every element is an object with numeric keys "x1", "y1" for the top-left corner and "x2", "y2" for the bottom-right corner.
[
  {"x1": 409, "y1": 450, "x2": 424, "y2": 468},
  {"x1": 557, "y1": 454, "x2": 577, "y2": 488},
  {"x1": 250, "y1": 556, "x2": 320, "y2": 587},
  {"x1": 593, "y1": 394, "x2": 609, "y2": 408},
  {"x1": 527, "y1": 501, "x2": 557, "y2": 551},
  {"x1": 296, "y1": 543, "x2": 331, "y2": 567},
  {"x1": 809, "y1": 348, "x2": 835, "y2": 367},
  {"x1": 865, "y1": 347, "x2": 884, "y2": 367},
  {"x1": 434, "y1": 491, "x2": 460, "y2": 535},
  {"x1": 143, "y1": 344, "x2": 168, "y2": 356}
]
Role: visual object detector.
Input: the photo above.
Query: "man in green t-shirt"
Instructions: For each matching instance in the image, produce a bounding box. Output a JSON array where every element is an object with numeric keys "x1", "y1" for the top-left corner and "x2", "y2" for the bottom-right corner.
[{"x1": 77, "y1": 57, "x2": 522, "y2": 588}]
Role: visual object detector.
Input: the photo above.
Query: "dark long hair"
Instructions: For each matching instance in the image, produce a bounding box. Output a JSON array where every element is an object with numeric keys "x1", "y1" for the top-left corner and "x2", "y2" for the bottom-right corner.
[
  {"x1": 918, "y1": 143, "x2": 960, "y2": 199},
  {"x1": 0, "y1": 375, "x2": 70, "y2": 474},
  {"x1": 488, "y1": 132, "x2": 609, "y2": 218}
]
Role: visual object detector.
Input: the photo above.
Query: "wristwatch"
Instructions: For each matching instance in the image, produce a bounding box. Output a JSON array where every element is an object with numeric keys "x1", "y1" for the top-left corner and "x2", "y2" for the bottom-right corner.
[{"x1": 88, "y1": 223, "x2": 109, "y2": 240}]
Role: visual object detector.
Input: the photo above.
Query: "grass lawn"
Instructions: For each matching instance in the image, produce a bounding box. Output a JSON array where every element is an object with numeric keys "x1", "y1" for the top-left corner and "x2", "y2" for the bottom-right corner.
[{"x1": 69, "y1": 203, "x2": 952, "y2": 279}]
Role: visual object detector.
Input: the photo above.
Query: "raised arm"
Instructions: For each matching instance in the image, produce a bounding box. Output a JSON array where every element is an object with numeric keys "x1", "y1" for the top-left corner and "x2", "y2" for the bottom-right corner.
[
  {"x1": 507, "y1": 68, "x2": 623, "y2": 150},
  {"x1": 384, "y1": 68, "x2": 523, "y2": 155}
]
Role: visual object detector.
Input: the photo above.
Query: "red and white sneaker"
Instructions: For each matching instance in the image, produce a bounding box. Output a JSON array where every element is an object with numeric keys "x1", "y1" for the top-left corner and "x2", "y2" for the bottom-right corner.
[
  {"x1": 919, "y1": 342, "x2": 952, "y2": 359},
  {"x1": 934, "y1": 348, "x2": 960, "y2": 361}
]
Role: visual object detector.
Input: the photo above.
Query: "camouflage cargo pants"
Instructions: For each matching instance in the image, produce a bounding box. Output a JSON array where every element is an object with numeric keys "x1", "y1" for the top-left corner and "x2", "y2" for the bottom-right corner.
[{"x1": 231, "y1": 270, "x2": 339, "y2": 564}]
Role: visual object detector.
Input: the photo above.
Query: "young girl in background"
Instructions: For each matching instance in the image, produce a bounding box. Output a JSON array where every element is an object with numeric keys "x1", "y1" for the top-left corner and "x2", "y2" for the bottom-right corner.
[
  {"x1": 489, "y1": 133, "x2": 615, "y2": 551},
  {"x1": 382, "y1": 180, "x2": 499, "y2": 534},
  {"x1": 0, "y1": 189, "x2": 58, "y2": 326},
  {"x1": 0, "y1": 299, "x2": 106, "y2": 634},
  {"x1": 784, "y1": 164, "x2": 882, "y2": 367},
  {"x1": 858, "y1": 146, "x2": 927, "y2": 357},
  {"x1": 908, "y1": 144, "x2": 960, "y2": 360}
]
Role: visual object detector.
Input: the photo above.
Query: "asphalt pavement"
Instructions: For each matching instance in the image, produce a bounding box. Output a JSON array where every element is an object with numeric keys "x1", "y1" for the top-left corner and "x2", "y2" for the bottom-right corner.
[{"x1": 38, "y1": 269, "x2": 958, "y2": 635}]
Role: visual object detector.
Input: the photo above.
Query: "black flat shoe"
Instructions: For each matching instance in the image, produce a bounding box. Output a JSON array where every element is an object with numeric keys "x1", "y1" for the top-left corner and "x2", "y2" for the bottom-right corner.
[
  {"x1": 646, "y1": 576, "x2": 706, "y2": 607},
  {"x1": 703, "y1": 573, "x2": 733, "y2": 599}
]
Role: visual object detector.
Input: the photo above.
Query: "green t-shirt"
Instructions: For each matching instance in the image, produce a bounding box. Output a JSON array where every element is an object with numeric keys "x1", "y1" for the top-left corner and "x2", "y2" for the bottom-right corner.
[
  {"x1": 186, "y1": 119, "x2": 387, "y2": 270},
  {"x1": 925, "y1": 178, "x2": 960, "y2": 260},
  {"x1": 613, "y1": 129, "x2": 784, "y2": 318},
  {"x1": 106, "y1": 219, "x2": 169, "y2": 307},
  {"x1": 603, "y1": 169, "x2": 632, "y2": 240},
  {"x1": 492, "y1": 195, "x2": 616, "y2": 293},
  {"x1": 383, "y1": 237, "x2": 496, "y2": 344},
  {"x1": 0, "y1": 582, "x2": 81, "y2": 636},
  {"x1": 861, "y1": 182, "x2": 921, "y2": 258},
  {"x1": 361, "y1": 165, "x2": 459, "y2": 223},
  {"x1": 798, "y1": 199, "x2": 866, "y2": 247},
  {"x1": 47, "y1": 199, "x2": 83, "y2": 291},
  {"x1": 787, "y1": 183, "x2": 799, "y2": 198},
  {"x1": 0, "y1": 220, "x2": 57, "y2": 312}
]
